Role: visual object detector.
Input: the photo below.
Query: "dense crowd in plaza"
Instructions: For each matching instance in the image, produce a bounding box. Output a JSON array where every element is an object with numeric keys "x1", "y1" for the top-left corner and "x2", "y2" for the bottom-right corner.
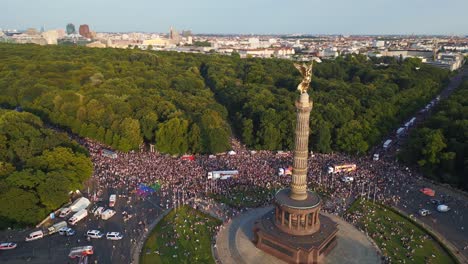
[
  {"x1": 80, "y1": 136, "x2": 467, "y2": 262},
  {"x1": 86, "y1": 137, "x2": 416, "y2": 217}
]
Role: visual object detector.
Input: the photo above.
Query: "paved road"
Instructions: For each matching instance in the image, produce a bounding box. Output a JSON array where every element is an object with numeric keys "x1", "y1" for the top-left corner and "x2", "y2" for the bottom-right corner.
[
  {"x1": 0, "y1": 189, "x2": 163, "y2": 264},
  {"x1": 370, "y1": 66, "x2": 468, "y2": 258},
  {"x1": 373, "y1": 66, "x2": 468, "y2": 159},
  {"x1": 394, "y1": 179, "x2": 468, "y2": 260}
]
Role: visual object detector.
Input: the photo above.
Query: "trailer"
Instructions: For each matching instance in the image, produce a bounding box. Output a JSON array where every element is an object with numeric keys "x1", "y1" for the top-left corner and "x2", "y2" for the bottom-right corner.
[
  {"x1": 47, "y1": 221, "x2": 68, "y2": 235},
  {"x1": 68, "y1": 209, "x2": 88, "y2": 225},
  {"x1": 207, "y1": 170, "x2": 239, "y2": 180}
]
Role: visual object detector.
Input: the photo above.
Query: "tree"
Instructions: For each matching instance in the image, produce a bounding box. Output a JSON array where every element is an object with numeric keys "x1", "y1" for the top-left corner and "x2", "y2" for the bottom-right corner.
[
  {"x1": 336, "y1": 120, "x2": 369, "y2": 154},
  {"x1": 315, "y1": 123, "x2": 332, "y2": 153},
  {"x1": 241, "y1": 118, "x2": 254, "y2": 147},
  {"x1": 140, "y1": 112, "x2": 159, "y2": 142},
  {"x1": 200, "y1": 110, "x2": 230, "y2": 153},
  {"x1": 188, "y1": 123, "x2": 202, "y2": 153},
  {"x1": 155, "y1": 118, "x2": 189, "y2": 155}
]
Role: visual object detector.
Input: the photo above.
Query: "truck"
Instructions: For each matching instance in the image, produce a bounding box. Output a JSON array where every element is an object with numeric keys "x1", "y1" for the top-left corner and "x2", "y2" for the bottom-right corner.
[
  {"x1": 68, "y1": 209, "x2": 88, "y2": 225},
  {"x1": 109, "y1": 194, "x2": 116, "y2": 207},
  {"x1": 383, "y1": 139, "x2": 392, "y2": 149},
  {"x1": 396, "y1": 127, "x2": 405, "y2": 136},
  {"x1": 68, "y1": 245, "x2": 94, "y2": 259},
  {"x1": 70, "y1": 197, "x2": 91, "y2": 212},
  {"x1": 207, "y1": 170, "x2": 239, "y2": 180},
  {"x1": 101, "y1": 209, "x2": 116, "y2": 220},
  {"x1": 47, "y1": 221, "x2": 68, "y2": 235},
  {"x1": 327, "y1": 164, "x2": 357, "y2": 174}
]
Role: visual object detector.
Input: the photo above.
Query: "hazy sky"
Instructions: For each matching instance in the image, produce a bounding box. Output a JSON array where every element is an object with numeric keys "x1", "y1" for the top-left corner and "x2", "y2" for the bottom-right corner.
[{"x1": 2, "y1": 0, "x2": 467, "y2": 35}]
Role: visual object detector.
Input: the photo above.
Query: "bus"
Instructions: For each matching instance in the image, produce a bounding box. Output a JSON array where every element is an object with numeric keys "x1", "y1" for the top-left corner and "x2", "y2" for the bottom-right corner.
[
  {"x1": 207, "y1": 170, "x2": 239, "y2": 180},
  {"x1": 327, "y1": 164, "x2": 356, "y2": 174}
]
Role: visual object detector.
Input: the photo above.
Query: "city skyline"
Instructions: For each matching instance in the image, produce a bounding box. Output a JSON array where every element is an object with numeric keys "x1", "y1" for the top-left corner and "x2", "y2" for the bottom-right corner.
[{"x1": 2, "y1": 0, "x2": 468, "y2": 35}]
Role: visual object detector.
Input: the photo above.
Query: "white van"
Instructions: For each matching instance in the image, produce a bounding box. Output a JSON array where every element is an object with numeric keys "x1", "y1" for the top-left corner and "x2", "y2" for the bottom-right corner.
[
  {"x1": 101, "y1": 209, "x2": 116, "y2": 220},
  {"x1": 59, "y1": 207, "x2": 72, "y2": 218},
  {"x1": 25, "y1": 230, "x2": 44, "y2": 241},
  {"x1": 106, "y1": 232, "x2": 123, "y2": 240}
]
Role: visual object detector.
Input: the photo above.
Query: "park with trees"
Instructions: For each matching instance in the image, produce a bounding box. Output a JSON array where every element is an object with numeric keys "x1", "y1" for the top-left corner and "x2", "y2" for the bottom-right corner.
[
  {"x1": 400, "y1": 79, "x2": 468, "y2": 191},
  {"x1": 0, "y1": 109, "x2": 93, "y2": 228},
  {"x1": 0, "y1": 43, "x2": 460, "y2": 228},
  {"x1": 0, "y1": 43, "x2": 450, "y2": 156}
]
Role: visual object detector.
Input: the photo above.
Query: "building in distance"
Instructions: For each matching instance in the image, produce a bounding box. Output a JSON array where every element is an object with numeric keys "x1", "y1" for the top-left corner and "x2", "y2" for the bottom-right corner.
[
  {"x1": 66, "y1": 23, "x2": 76, "y2": 35},
  {"x1": 79, "y1": 24, "x2": 93, "y2": 39}
]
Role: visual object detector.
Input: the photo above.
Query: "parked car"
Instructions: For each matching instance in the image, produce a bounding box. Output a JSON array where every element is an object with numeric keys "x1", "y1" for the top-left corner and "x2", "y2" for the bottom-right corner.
[
  {"x1": 86, "y1": 230, "x2": 104, "y2": 239},
  {"x1": 25, "y1": 230, "x2": 44, "y2": 241},
  {"x1": 59, "y1": 227, "x2": 76, "y2": 236},
  {"x1": 418, "y1": 209, "x2": 431, "y2": 216},
  {"x1": 430, "y1": 199, "x2": 443, "y2": 205},
  {"x1": 106, "y1": 232, "x2": 123, "y2": 240},
  {"x1": 0, "y1": 242, "x2": 17, "y2": 250}
]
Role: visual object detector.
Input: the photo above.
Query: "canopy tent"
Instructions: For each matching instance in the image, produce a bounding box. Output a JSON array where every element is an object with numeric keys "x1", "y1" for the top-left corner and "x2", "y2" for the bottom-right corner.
[{"x1": 420, "y1": 188, "x2": 435, "y2": 197}]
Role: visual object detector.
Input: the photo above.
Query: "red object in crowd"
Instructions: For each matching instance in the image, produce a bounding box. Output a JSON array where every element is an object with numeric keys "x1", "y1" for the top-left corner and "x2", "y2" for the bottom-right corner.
[
  {"x1": 181, "y1": 155, "x2": 195, "y2": 161},
  {"x1": 420, "y1": 188, "x2": 435, "y2": 197}
]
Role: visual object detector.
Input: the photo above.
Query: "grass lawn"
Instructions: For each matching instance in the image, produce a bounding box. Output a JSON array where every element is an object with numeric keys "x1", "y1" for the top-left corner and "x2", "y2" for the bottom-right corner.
[
  {"x1": 346, "y1": 199, "x2": 456, "y2": 264},
  {"x1": 140, "y1": 206, "x2": 222, "y2": 264},
  {"x1": 210, "y1": 184, "x2": 275, "y2": 209}
]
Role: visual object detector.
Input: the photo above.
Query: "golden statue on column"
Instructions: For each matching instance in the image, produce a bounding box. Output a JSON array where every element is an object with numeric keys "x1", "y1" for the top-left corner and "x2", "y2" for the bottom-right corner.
[{"x1": 294, "y1": 63, "x2": 313, "y2": 94}]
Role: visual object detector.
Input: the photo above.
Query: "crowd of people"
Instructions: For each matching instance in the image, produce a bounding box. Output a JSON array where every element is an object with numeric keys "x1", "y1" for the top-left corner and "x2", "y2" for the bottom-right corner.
[{"x1": 80, "y1": 136, "x2": 467, "y2": 262}]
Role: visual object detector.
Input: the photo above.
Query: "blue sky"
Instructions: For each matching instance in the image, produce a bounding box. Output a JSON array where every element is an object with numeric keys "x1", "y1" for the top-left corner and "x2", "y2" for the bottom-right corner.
[{"x1": 2, "y1": 0, "x2": 467, "y2": 35}]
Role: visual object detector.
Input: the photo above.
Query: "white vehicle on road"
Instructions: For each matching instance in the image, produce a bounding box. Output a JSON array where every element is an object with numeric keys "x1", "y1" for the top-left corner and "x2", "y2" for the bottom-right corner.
[
  {"x1": 0, "y1": 242, "x2": 17, "y2": 250},
  {"x1": 106, "y1": 232, "x2": 123, "y2": 240},
  {"x1": 68, "y1": 209, "x2": 88, "y2": 225},
  {"x1": 58, "y1": 227, "x2": 76, "y2": 236},
  {"x1": 418, "y1": 209, "x2": 431, "y2": 216},
  {"x1": 59, "y1": 207, "x2": 72, "y2": 218},
  {"x1": 383, "y1": 139, "x2": 392, "y2": 149},
  {"x1": 101, "y1": 209, "x2": 116, "y2": 220},
  {"x1": 47, "y1": 221, "x2": 67, "y2": 235},
  {"x1": 86, "y1": 230, "x2": 104, "y2": 239},
  {"x1": 25, "y1": 230, "x2": 44, "y2": 241}
]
